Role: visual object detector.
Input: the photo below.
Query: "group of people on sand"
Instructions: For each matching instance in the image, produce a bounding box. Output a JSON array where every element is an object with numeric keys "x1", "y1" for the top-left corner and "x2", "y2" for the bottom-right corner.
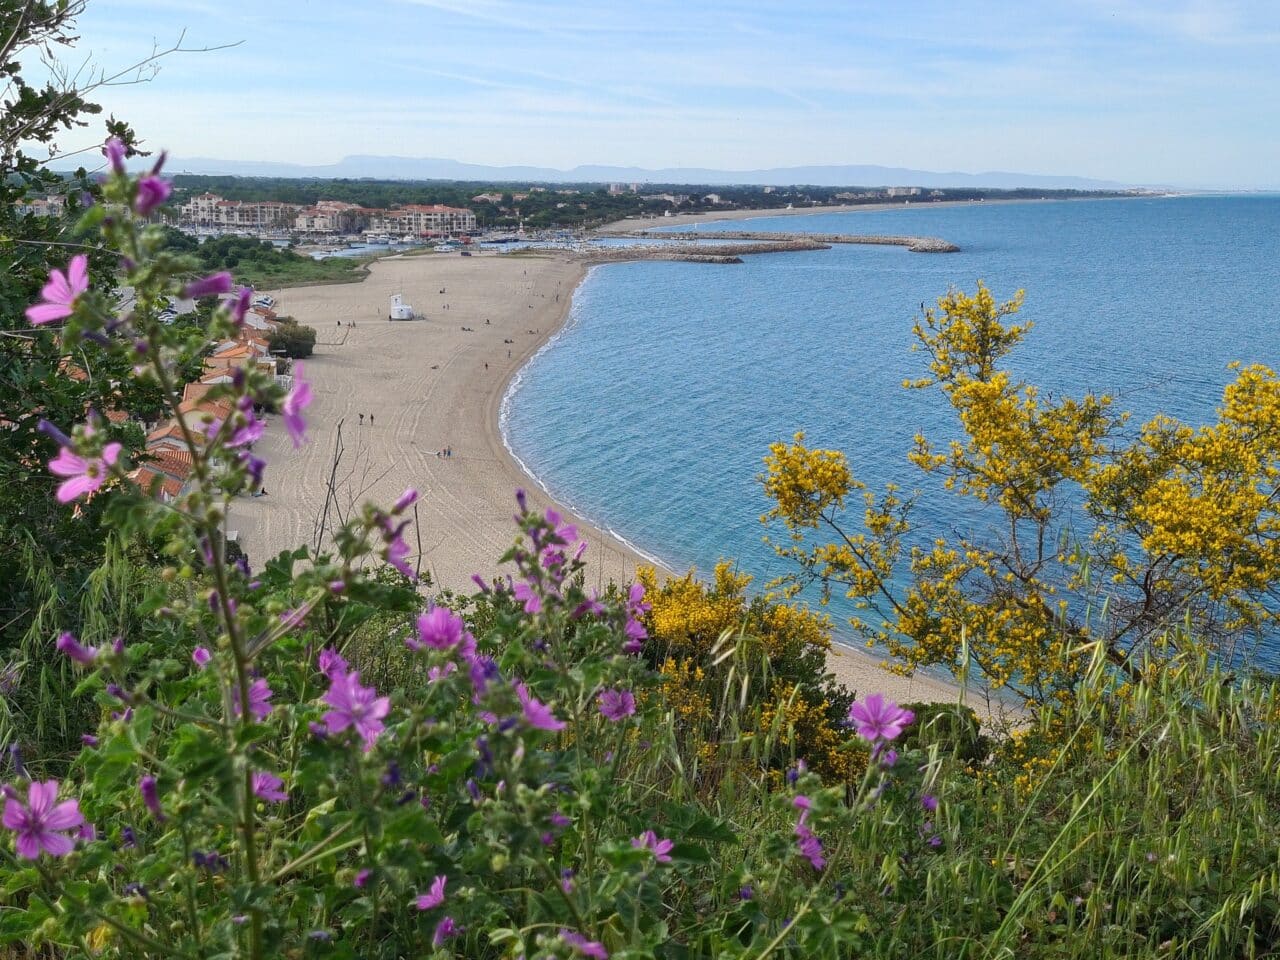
[
  {"x1": 358, "y1": 413, "x2": 375, "y2": 426},
  {"x1": 436, "y1": 447, "x2": 453, "y2": 458}
]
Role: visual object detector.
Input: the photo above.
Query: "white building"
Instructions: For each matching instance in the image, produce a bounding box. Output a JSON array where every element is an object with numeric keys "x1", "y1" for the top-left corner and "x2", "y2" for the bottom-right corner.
[
  {"x1": 179, "y1": 193, "x2": 301, "y2": 229},
  {"x1": 368, "y1": 204, "x2": 476, "y2": 238}
]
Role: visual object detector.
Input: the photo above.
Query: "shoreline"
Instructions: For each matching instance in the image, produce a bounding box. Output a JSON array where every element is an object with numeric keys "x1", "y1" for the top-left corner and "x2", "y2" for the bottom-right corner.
[{"x1": 230, "y1": 248, "x2": 994, "y2": 713}]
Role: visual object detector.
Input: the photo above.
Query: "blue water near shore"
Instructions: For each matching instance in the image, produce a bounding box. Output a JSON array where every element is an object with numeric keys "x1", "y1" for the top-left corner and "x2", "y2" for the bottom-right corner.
[{"x1": 503, "y1": 195, "x2": 1280, "y2": 669}]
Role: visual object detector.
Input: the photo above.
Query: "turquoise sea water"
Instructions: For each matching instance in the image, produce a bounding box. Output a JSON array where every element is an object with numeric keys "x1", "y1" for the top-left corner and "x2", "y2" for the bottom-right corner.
[{"x1": 503, "y1": 196, "x2": 1280, "y2": 668}]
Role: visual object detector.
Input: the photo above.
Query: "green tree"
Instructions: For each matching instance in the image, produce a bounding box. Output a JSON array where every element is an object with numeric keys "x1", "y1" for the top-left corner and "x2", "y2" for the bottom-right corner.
[{"x1": 268, "y1": 320, "x2": 315, "y2": 358}]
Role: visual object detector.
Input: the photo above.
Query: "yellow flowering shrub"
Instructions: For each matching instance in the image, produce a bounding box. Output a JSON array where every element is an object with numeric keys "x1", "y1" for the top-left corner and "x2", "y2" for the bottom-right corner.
[
  {"x1": 759, "y1": 681, "x2": 865, "y2": 782},
  {"x1": 638, "y1": 562, "x2": 862, "y2": 781},
  {"x1": 762, "y1": 282, "x2": 1280, "y2": 705},
  {"x1": 657, "y1": 656, "x2": 712, "y2": 724}
]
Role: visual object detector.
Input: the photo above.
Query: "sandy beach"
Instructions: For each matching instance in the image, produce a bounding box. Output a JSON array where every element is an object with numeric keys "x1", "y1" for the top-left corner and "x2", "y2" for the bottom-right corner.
[{"x1": 230, "y1": 249, "x2": 988, "y2": 710}]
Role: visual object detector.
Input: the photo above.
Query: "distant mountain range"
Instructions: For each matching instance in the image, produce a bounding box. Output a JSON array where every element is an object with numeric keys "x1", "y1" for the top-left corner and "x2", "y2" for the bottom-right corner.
[{"x1": 165, "y1": 155, "x2": 1136, "y2": 190}]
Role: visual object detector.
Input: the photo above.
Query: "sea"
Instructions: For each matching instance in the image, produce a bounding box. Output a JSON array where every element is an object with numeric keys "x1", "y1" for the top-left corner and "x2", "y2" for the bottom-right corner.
[{"x1": 502, "y1": 195, "x2": 1280, "y2": 671}]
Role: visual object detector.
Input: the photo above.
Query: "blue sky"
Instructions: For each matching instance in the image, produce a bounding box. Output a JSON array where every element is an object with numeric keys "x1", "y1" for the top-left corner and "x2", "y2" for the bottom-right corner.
[{"x1": 54, "y1": 0, "x2": 1280, "y2": 187}]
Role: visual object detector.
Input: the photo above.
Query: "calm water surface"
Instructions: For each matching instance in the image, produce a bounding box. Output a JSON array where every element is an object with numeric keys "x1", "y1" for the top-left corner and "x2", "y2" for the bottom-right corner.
[{"x1": 504, "y1": 196, "x2": 1280, "y2": 667}]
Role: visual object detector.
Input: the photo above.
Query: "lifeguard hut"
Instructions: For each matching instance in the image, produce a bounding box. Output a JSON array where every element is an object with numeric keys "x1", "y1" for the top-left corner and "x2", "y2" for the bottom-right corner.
[{"x1": 388, "y1": 294, "x2": 417, "y2": 321}]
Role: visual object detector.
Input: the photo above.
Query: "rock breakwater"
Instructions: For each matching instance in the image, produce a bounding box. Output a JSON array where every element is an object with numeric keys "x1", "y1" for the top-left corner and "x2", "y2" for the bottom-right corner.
[{"x1": 599, "y1": 229, "x2": 959, "y2": 253}]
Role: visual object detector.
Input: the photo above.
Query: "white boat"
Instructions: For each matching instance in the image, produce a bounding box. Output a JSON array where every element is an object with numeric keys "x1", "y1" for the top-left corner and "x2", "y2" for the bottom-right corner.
[{"x1": 402, "y1": 234, "x2": 415, "y2": 244}]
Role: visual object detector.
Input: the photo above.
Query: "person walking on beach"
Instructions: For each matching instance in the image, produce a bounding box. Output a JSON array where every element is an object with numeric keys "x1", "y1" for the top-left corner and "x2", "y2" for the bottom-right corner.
[
  {"x1": 369, "y1": 413, "x2": 374, "y2": 426},
  {"x1": 359, "y1": 413, "x2": 364, "y2": 426}
]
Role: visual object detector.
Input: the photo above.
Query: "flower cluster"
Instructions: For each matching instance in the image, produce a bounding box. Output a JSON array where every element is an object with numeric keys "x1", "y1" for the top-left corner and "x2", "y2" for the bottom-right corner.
[{"x1": 3, "y1": 138, "x2": 970, "y2": 960}]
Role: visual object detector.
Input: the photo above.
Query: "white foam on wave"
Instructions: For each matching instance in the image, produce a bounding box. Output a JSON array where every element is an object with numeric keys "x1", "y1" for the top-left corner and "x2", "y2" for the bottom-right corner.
[{"x1": 498, "y1": 265, "x2": 672, "y2": 573}]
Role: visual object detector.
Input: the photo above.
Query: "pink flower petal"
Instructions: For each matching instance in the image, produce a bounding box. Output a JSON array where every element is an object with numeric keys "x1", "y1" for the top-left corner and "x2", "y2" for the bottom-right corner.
[
  {"x1": 57, "y1": 475, "x2": 98, "y2": 503},
  {"x1": 47, "y1": 449, "x2": 88, "y2": 478},
  {"x1": 66, "y1": 255, "x2": 89, "y2": 296},
  {"x1": 43, "y1": 800, "x2": 84, "y2": 831},
  {"x1": 38, "y1": 832, "x2": 75, "y2": 857},
  {"x1": 26, "y1": 781, "x2": 56, "y2": 817},
  {"x1": 25, "y1": 302, "x2": 73, "y2": 325}
]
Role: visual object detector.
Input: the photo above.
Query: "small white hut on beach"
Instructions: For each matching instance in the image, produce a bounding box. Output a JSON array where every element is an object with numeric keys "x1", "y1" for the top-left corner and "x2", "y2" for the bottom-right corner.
[{"x1": 389, "y1": 294, "x2": 417, "y2": 321}]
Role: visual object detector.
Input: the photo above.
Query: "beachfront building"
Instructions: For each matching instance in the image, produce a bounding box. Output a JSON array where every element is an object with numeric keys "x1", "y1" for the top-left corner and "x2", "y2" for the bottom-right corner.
[
  {"x1": 294, "y1": 200, "x2": 367, "y2": 234},
  {"x1": 179, "y1": 193, "x2": 302, "y2": 229},
  {"x1": 368, "y1": 204, "x2": 476, "y2": 238}
]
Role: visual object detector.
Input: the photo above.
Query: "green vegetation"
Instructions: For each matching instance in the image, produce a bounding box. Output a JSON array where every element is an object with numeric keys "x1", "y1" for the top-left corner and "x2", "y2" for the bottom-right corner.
[
  {"x1": 267, "y1": 318, "x2": 316, "y2": 358},
  {"x1": 159, "y1": 228, "x2": 372, "y2": 288},
  {"x1": 4, "y1": 4, "x2": 1280, "y2": 958}
]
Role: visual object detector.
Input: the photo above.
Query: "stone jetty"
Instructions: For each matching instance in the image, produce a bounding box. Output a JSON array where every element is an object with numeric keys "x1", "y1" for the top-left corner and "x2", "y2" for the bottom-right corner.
[
  {"x1": 598, "y1": 229, "x2": 959, "y2": 253},
  {"x1": 577, "y1": 239, "x2": 830, "y2": 265}
]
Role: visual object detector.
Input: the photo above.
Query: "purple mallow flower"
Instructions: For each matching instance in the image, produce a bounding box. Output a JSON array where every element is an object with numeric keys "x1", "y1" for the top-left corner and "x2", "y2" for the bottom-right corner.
[
  {"x1": 468, "y1": 655, "x2": 499, "y2": 699},
  {"x1": 515, "y1": 681, "x2": 565, "y2": 732},
  {"x1": 597, "y1": 689, "x2": 636, "y2": 722},
  {"x1": 282, "y1": 365, "x2": 312, "y2": 448},
  {"x1": 410, "y1": 607, "x2": 474, "y2": 657},
  {"x1": 847, "y1": 693, "x2": 914, "y2": 743},
  {"x1": 414, "y1": 874, "x2": 447, "y2": 910},
  {"x1": 55, "y1": 632, "x2": 97, "y2": 665},
  {"x1": 134, "y1": 176, "x2": 171, "y2": 216},
  {"x1": 622, "y1": 581, "x2": 651, "y2": 652},
  {"x1": 228, "y1": 286, "x2": 253, "y2": 325},
  {"x1": 794, "y1": 820, "x2": 825, "y2": 870},
  {"x1": 192, "y1": 647, "x2": 211, "y2": 669},
  {"x1": 26, "y1": 255, "x2": 89, "y2": 325},
  {"x1": 2, "y1": 781, "x2": 84, "y2": 859},
  {"x1": 354, "y1": 868, "x2": 371, "y2": 888},
  {"x1": 322, "y1": 669, "x2": 390, "y2": 751},
  {"x1": 921, "y1": 794, "x2": 938, "y2": 813},
  {"x1": 792, "y1": 794, "x2": 825, "y2": 870},
  {"x1": 103, "y1": 137, "x2": 126, "y2": 174},
  {"x1": 48, "y1": 442, "x2": 121, "y2": 503},
  {"x1": 562, "y1": 930, "x2": 609, "y2": 959},
  {"x1": 318, "y1": 647, "x2": 349, "y2": 680},
  {"x1": 251, "y1": 771, "x2": 288, "y2": 803},
  {"x1": 631, "y1": 829, "x2": 674, "y2": 864},
  {"x1": 183, "y1": 272, "x2": 233, "y2": 299},
  {"x1": 428, "y1": 662, "x2": 456, "y2": 683},
  {"x1": 393, "y1": 488, "x2": 419, "y2": 513},
  {"x1": 233, "y1": 678, "x2": 274, "y2": 722},
  {"x1": 432, "y1": 916, "x2": 458, "y2": 947},
  {"x1": 512, "y1": 581, "x2": 541, "y2": 614},
  {"x1": 228, "y1": 411, "x2": 265, "y2": 448},
  {"x1": 140, "y1": 775, "x2": 164, "y2": 819}
]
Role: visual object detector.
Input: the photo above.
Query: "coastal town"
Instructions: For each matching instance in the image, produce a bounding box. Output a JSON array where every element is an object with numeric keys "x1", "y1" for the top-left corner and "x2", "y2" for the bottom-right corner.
[{"x1": 178, "y1": 192, "x2": 477, "y2": 243}]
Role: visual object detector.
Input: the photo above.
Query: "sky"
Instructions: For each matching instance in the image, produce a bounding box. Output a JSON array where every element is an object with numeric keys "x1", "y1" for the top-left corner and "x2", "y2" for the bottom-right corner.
[{"x1": 38, "y1": 0, "x2": 1280, "y2": 188}]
